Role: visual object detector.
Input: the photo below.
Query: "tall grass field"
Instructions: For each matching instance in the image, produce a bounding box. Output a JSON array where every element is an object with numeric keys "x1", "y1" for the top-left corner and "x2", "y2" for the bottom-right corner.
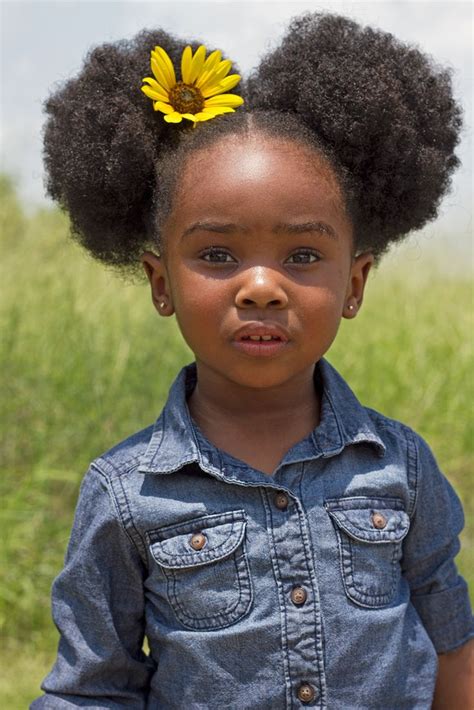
[{"x1": 1, "y1": 175, "x2": 473, "y2": 706}]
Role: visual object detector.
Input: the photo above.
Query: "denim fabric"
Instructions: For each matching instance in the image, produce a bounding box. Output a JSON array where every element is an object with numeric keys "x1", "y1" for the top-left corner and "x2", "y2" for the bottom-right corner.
[{"x1": 32, "y1": 359, "x2": 474, "y2": 709}]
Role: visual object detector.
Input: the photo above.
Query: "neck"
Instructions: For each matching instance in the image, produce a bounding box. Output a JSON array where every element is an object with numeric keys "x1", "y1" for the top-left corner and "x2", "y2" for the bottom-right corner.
[{"x1": 187, "y1": 361, "x2": 321, "y2": 438}]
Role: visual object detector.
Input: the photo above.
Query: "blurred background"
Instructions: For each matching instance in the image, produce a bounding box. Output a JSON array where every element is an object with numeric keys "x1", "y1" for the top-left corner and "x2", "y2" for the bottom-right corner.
[{"x1": 1, "y1": 1, "x2": 472, "y2": 705}]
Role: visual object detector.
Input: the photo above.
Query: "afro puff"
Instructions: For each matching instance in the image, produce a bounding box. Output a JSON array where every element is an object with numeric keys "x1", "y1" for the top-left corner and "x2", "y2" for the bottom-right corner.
[{"x1": 42, "y1": 12, "x2": 462, "y2": 270}]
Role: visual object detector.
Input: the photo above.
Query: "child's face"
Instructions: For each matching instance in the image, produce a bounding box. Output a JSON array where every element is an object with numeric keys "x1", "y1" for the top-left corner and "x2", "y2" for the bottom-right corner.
[{"x1": 143, "y1": 136, "x2": 373, "y2": 392}]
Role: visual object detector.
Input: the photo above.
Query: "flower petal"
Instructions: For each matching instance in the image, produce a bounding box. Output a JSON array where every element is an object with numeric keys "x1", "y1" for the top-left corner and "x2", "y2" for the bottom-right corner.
[
  {"x1": 201, "y1": 106, "x2": 235, "y2": 116},
  {"x1": 181, "y1": 113, "x2": 198, "y2": 122},
  {"x1": 214, "y1": 60, "x2": 232, "y2": 80},
  {"x1": 193, "y1": 112, "x2": 217, "y2": 122},
  {"x1": 201, "y1": 74, "x2": 241, "y2": 98},
  {"x1": 181, "y1": 45, "x2": 193, "y2": 83},
  {"x1": 204, "y1": 94, "x2": 245, "y2": 108},
  {"x1": 153, "y1": 101, "x2": 175, "y2": 114},
  {"x1": 164, "y1": 112, "x2": 183, "y2": 123},
  {"x1": 142, "y1": 76, "x2": 166, "y2": 91},
  {"x1": 204, "y1": 49, "x2": 222, "y2": 69},
  {"x1": 141, "y1": 84, "x2": 170, "y2": 102},
  {"x1": 153, "y1": 46, "x2": 176, "y2": 87},
  {"x1": 194, "y1": 69, "x2": 214, "y2": 90},
  {"x1": 189, "y1": 45, "x2": 207, "y2": 83},
  {"x1": 142, "y1": 76, "x2": 170, "y2": 98},
  {"x1": 151, "y1": 56, "x2": 173, "y2": 90},
  {"x1": 151, "y1": 51, "x2": 171, "y2": 88},
  {"x1": 198, "y1": 60, "x2": 232, "y2": 94}
]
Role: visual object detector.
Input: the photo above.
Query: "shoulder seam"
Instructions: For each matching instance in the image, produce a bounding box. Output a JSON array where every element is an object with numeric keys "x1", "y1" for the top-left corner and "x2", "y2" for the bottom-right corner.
[
  {"x1": 91, "y1": 423, "x2": 156, "y2": 473},
  {"x1": 93, "y1": 454, "x2": 143, "y2": 478}
]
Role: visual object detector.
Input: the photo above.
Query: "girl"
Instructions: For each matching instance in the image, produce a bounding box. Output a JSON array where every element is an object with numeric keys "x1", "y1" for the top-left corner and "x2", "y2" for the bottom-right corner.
[{"x1": 33, "y1": 12, "x2": 473, "y2": 709}]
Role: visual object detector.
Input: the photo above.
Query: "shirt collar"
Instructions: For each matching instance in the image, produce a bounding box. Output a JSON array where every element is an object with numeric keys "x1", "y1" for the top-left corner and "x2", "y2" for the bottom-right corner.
[
  {"x1": 138, "y1": 358, "x2": 385, "y2": 475},
  {"x1": 311, "y1": 359, "x2": 386, "y2": 458}
]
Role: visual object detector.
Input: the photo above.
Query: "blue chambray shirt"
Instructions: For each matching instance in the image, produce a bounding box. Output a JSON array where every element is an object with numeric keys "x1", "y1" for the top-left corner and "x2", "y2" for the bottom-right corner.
[{"x1": 32, "y1": 359, "x2": 474, "y2": 709}]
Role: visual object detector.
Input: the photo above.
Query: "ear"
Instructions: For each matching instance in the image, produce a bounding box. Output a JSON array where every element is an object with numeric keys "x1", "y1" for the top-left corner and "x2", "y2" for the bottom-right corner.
[
  {"x1": 141, "y1": 251, "x2": 175, "y2": 317},
  {"x1": 343, "y1": 252, "x2": 374, "y2": 319}
]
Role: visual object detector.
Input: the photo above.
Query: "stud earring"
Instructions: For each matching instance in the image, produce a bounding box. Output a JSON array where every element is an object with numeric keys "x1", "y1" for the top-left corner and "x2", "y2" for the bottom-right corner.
[
  {"x1": 159, "y1": 301, "x2": 167, "y2": 310},
  {"x1": 348, "y1": 303, "x2": 356, "y2": 312}
]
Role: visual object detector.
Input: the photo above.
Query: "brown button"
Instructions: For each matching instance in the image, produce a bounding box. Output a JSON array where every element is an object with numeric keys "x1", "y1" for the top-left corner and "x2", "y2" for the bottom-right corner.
[
  {"x1": 372, "y1": 512, "x2": 387, "y2": 529},
  {"x1": 274, "y1": 492, "x2": 289, "y2": 510},
  {"x1": 291, "y1": 586, "x2": 307, "y2": 606},
  {"x1": 297, "y1": 683, "x2": 316, "y2": 703},
  {"x1": 189, "y1": 532, "x2": 206, "y2": 550}
]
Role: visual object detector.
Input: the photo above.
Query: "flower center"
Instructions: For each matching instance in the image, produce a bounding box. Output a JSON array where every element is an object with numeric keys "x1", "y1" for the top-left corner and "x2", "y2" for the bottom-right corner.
[{"x1": 169, "y1": 82, "x2": 205, "y2": 114}]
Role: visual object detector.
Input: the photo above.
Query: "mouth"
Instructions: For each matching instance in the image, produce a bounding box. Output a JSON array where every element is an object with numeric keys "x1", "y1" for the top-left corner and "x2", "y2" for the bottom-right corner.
[
  {"x1": 233, "y1": 324, "x2": 290, "y2": 357},
  {"x1": 234, "y1": 322, "x2": 290, "y2": 342},
  {"x1": 240, "y1": 335, "x2": 283, "y2": 342}
]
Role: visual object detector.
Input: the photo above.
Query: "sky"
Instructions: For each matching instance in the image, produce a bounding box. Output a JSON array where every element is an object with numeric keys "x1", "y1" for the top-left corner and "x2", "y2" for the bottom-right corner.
[{"x1": 1, "y1": 0, "x2": 472, "y2": 251}]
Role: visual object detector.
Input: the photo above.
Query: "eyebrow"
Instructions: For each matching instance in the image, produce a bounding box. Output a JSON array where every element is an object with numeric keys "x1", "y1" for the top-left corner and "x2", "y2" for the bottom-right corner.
[
  {"x1": 274, "y1": 221, "x2": 338, "y2": 239},
  {"x1": 181, "y1": 222, "x2": 249, "y2": 238},
  {"x1": 181, "y1": 220, "x2": 338, "y2": 240}
]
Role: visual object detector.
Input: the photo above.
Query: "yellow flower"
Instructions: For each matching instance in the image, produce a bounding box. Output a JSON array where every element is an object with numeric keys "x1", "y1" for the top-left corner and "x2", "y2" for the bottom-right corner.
[{"x1": 141, "y1": 44, "x2": 244, "y2": 125}]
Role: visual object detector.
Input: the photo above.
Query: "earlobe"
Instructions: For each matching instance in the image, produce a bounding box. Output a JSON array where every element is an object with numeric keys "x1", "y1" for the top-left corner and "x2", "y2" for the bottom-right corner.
[
  {"x1": 141, "y1": 251, "x2": 175, "y2": 317},
  {"x1": 344, "y1": 301, "x2": 358, "y2": 318}
]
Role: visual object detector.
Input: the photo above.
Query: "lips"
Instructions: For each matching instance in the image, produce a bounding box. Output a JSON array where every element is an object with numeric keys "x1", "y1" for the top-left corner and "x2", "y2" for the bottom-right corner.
[{"x1": 232, "y1": 322, "x2": 290, "y2": 358}]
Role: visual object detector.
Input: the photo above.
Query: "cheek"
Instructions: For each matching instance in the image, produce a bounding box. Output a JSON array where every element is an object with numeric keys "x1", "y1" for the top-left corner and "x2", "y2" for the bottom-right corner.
[
  {"x1": 300, "y1": 265, "x2": 348, "y2": 314},
  {"x1": 303, "y1": 287, "x2": 345, "y2": 353},
  {"x1": 308, "y1": 290, "x2": 343, "y2": 331},
  {"x1": 170, "y1": 269, "x2": 226, "y2": 334}
]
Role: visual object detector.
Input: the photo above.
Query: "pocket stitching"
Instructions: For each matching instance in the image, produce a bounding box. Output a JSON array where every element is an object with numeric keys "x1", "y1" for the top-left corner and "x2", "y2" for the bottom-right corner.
[
  {"x1": 337, "y1": 527, "x2": 399, "y2": 606},
  {"x1": 328, "y1": 508, "x2": 410, "y2": 544},
  {"x1": 147, "y1": 510, "x2": 253, "y2": 631},
  {"x1": 150, "y1": 519, "x2": 246, "y2": 569},
  {"x1": 146, "y1": 509, "x2": 245, "y2": 542},
  {"x1": 326, "y1": 497, "x2": 408, "y2": 608},
  {"x1": 166, "y1": 548, "x2": 253, "y2": 627}
]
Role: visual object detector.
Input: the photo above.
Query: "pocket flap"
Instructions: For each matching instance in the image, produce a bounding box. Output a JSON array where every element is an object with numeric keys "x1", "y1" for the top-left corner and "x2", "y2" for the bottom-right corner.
[
  {"x1": 148, "y1": 510, "x2": 247, "y2": 570},
  {"x1": 325, "y1": 497, "x2": 410, "y2": 543}
]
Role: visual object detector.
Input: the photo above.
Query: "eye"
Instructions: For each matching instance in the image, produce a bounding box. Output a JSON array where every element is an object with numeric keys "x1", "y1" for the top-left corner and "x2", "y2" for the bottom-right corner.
[
  {"x1": 286, "y1": 249, "x2": 320, "y2": 265},
  {"x1": 199, "y1": 247, "x2": 236, "y2": 264}
]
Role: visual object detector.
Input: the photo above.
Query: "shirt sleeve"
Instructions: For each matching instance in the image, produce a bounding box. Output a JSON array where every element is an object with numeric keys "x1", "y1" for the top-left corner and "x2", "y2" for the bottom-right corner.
[
  {"x1": 402, "y1": 430, "x2": 474, "y2": 654},
  {"x1": 30, "y1": 465, "x2": 154, "y2": 708}
]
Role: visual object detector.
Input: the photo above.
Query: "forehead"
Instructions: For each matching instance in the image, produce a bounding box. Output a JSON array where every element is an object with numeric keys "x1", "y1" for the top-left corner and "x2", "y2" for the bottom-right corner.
[{"x1": 173, "y1": 136, "x2": 345, "y2": 218}]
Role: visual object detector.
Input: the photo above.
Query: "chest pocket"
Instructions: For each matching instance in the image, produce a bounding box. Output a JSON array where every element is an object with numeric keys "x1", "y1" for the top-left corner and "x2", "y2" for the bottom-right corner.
[
  {"x1": 147, "y1": 509, "x2": 253, "y2": 631},
  {"x1": 325, "y1": 497, "x2": 410, "y2": 608}
]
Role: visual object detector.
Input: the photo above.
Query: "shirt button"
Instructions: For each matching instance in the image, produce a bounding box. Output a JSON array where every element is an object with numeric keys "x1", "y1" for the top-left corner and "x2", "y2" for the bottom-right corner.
[
  {"x1": 189, "y1": 532, "x2": 206, "y2": 550},
  {"x1": 291, "y1": 586, "x2": 307, "y2": 606},
  {"x1": 297, "y1": 683, "x2": 316, "y2": 703},
  {"x1": 274, "y1": 491, "x2": 289, "y2": 510},
  {"x1": 371, "y1": 512, "x2": 387, "y2": 529}
]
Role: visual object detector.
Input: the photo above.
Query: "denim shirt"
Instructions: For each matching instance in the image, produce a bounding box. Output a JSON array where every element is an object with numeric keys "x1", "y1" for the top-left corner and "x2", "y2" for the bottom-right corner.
[{"x1": 32, "y1": 359, "x2": 473, "y2": 710}]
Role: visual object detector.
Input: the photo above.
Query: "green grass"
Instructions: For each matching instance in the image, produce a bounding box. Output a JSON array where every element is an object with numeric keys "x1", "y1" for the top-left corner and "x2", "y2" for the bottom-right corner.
[{"x1": 1, "y1": 176, "x2": 472, "y2": 706}]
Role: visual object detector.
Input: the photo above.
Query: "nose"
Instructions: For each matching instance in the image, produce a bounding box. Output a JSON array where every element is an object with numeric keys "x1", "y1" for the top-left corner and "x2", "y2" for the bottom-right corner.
[{"x1": 235, "y1": 266, "x2": 289, "y2": 310}]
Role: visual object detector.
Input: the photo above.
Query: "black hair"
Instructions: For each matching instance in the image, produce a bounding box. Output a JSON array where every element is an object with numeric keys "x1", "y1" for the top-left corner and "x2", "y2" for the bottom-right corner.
[{"x1": 42, "y1": 12, "x2": 462, "y2": 272}]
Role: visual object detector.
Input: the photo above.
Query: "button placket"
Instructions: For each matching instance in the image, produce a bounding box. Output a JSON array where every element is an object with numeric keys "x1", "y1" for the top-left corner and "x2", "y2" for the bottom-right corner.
[{"x1": 264, "y1": 485, "x2": 326, "y2": 707}]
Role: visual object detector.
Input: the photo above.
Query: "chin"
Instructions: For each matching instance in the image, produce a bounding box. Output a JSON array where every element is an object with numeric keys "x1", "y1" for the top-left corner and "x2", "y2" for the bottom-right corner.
[{"x1": 225, "y1": 363, "x2": 314, "y2": 391}]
